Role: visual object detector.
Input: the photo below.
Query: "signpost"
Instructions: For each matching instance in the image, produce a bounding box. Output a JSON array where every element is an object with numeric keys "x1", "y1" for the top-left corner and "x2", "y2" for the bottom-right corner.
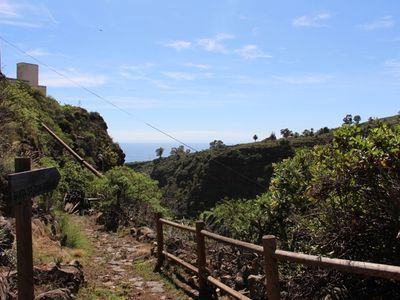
[{"x1": 8, "y1": 158, "x2": 60, "y2": 300}]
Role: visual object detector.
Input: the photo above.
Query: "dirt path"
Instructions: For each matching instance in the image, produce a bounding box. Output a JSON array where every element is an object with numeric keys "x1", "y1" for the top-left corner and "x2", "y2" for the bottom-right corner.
[{"x1": 74, "y1": 215, "x2": 190, "y2": 300}]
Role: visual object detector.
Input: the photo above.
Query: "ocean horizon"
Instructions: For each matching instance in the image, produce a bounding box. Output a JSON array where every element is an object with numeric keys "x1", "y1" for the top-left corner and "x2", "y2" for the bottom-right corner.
[{"x1": 120, "y1": 142, "x2": 210, "y2": 163}]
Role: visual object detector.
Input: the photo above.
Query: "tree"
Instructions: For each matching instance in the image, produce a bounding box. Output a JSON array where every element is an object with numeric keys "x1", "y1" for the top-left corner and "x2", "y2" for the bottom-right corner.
[
  {"x1": 170, "y1": 145, "x2": 185, "y2": 156},
  {"x1": 94, "y1": 166, "x2": 163, "y2": 230},
  {"x1": 253, "y1": 134, "x2": 258, "y2": 142},
  {"x1": 280, "y1": 128, "x2": 293, "y2": 138},
  {"x1": 209, "y1": 140, "x2": 226, "y2": 150},
  {"x1": 353, "y1": 115, "x2": 361, "y2": 125},
  {"x1": 155, "y1": 147, "x2": 164, "y2": 159},
  {"x1": 343, "y1": 114, "x2": 353, "y2": 125},
  {"x1": 316, "y1": 127, "x2": 330, "y2": 135},
  {"x1": 267, "y1": 132, "x2": 276, "y2": 140}
]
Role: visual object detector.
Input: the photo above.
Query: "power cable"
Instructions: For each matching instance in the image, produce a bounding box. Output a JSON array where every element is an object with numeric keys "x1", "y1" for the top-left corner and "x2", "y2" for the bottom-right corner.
[{"x1": 0, "y1": 35, "x2": 266, "y2": 189}]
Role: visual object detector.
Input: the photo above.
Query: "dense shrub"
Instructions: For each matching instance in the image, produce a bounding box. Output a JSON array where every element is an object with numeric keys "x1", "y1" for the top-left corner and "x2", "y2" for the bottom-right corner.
[
  {"x1": 94, "y1": 166, "x2": 167, "y2": 230},
  {"x1": 202, "y1": 119, "x2": 400, "y2": 298}
]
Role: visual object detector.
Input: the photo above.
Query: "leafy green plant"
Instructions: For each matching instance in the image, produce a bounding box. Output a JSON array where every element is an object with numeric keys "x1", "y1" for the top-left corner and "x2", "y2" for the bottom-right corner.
[
  {"x1": 201, "y1": 120, "x2": 400, "y2": 298},
  {"x1": 55, "y1": 211, "x2": 91, "y2": 251},
  {"x1": 94, "y1": 166, "x2": 169, "y2": 230}
]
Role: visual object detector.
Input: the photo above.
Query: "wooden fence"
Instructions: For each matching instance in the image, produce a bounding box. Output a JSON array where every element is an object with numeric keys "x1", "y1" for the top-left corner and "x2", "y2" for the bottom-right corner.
[{"x1": 155, "y1": 213, "x2": 400, "y2": 300}]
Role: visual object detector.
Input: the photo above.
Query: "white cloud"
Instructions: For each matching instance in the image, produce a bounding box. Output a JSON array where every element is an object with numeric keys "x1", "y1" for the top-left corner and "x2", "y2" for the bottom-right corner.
[
  {"x1": 184, "y1": 62, "x2": 211, "y2": 69},
  {"x1": 162, "y1": 71, "x2": 196, "y2": 80},
  {"x1": 164, "y1": 40, "x2": 192, "y2": 51},
  {"x1": 120, "y1": 63, "x2": 155, "y2": 70},
  {"x1": 0, "y1": 0, "x2": 57, "y2": 27},
  {"x1": 0, "y1": 19, "x2": 39, "y2": 27},
  {"x1": 235, "y1": 45, "x2": 272, "y2": 60},
  {"x1": 119, "y1": 72, "x2": 169, "y2": 89},
  {"x1": 0, "y1": 0, "x2": 20, "y2": 17},
  {"x1": 119, "y1": 72, "x2": 146, "y2": 81},
  {"x1": 26, "y1": 48, "x2": 54, "y2": 57},
  {"x1": 292, "y1": 12, "x2": 331, "y2": 28},
  {"x1": 360, "y1": 16, "x2": 395, "y2": 30},
  {"x1": 41, "y1": 68, "x2": 109, "y2": 88},
  {"x1": 274, "y1": 74, "x2": 333, "y2": 84},
  {"x1": 99, "y1": 96, "x2": 164, "y2": 109},
  {"x1": 119, "y1": 64, "x2": 169, "y2": 89},
  {"x1": 197, "y1": 33, "x2": 234, "y2": 53}
]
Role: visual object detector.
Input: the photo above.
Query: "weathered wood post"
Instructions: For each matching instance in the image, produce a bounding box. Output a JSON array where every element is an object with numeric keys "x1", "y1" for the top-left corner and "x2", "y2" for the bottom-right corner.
[
  {"x1": 14, "y1": 158, "x2": 34, "y2": 300},
  {"x1": 155, "y1": 212, "x2": 164, "y2": 270},
  {"x1": 263, "y1": 235, "x2": 281, "y2": 300},
  {"x1": 196, "y1": 220, "x2": 208, "y2": 298},
  {"x1": 8, "y1": 158, "x2": 60, "y2": 300}
]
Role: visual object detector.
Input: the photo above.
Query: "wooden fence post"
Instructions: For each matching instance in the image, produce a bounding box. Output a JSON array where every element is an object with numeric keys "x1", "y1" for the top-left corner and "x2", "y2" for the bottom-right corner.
[
  {"x1": 155, "y1": 212, "x2": 164, "y2": 270},
  {"x1": 14, "y1": 157, "x2": 34, "y2": 300},
  {"x1": 196, "y1": 221, "x2": 209, "y2": 298},
  {"x1": 263, "y1": 235, "x2": 280, "y2": 300}
]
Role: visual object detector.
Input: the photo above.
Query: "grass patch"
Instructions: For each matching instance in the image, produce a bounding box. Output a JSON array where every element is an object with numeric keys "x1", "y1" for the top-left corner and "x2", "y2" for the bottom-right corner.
[
  {"x1": 132, "y1": 259, "x2": 158, "y2": 281},
  {"x1": 77, "y1": 287, "x2": 130, "y2": 300},
  {"x1": 133, "y1": 259, "x2": 189, "y2": 300},
  {"x1": 55, "y1": 211, "x2": 91, "y2": 253}
]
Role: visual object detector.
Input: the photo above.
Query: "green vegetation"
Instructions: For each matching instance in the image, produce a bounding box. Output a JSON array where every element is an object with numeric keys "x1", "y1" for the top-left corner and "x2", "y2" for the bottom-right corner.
[
  {"x1": 129, "y1": 136, "x2": 329, "y2": 217},
  {"x1": 155, "y1": 147, "x2": 164, "y2": 159},
  {"x1": 77, "y1": 287, "x2": 130, "y2": 300},
  {"x1": 202, "y1": 118, "x2": 400, "y2": 298},
  {"x1": 94, "y1": 166, "x2": 167, "y2": 230},
  {"x1": 0, "y1": 75, "x2": 124, "y2": 213},
  {"x1": 2, "y1": 70, "x2": 400, "y2": 298},
  {"x1": 56, "y1": 212, "x2": 91, "y2": 251}
]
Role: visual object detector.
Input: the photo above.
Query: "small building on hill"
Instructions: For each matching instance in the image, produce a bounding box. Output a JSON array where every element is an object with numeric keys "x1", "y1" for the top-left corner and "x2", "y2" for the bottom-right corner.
[{"x1": 7, "y1": 62, "x2": 47, "y2": 95}]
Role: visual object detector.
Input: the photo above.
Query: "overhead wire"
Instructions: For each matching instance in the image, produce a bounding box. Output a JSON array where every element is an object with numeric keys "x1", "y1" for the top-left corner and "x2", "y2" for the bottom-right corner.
[{"x1": 0, "y1": 35, "x2": 266, "y2": 189}]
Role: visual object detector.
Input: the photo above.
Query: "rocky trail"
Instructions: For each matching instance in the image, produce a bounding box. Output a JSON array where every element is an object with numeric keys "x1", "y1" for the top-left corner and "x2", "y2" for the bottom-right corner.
[{"x1": 74, "y1": 215, "x2": 190, "y2": 300}]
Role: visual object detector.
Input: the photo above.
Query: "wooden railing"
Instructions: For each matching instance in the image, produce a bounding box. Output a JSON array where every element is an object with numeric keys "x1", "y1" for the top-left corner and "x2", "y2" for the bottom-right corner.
[{"x1": 155, "y1": 213, "x2": 400, "y2": 300}]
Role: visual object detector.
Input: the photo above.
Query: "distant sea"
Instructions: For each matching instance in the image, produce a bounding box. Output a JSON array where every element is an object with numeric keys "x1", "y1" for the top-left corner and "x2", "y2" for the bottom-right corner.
[{"x1": 120, "y1": 142, "x2": 209, "y2": 163}]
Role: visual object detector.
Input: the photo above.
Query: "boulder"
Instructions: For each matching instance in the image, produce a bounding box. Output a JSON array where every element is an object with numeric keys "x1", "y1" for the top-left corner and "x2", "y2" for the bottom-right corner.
[
  {"x1": 95, "y1": 212, "x2": 104, "y2": 225},
  {"x1": 248, "y1": 274, "x2": 265, "y2": 300},
  {"x1": 35, "y1": 288, "x2": 74, "y2": 300},
  {"x1": 137, "y1": 227, "x2": 156, "y2": 242},
  {"x1": 0, "y1": 275, "x2": 10, "y2": 300},
  {"x1": 33, "y1": 264, "x2": 84, "y2": 293},
  {"x1": 0, "y1": 220, "x2": 14, "y2": 250},
  {"x1": 130, "y1": 227, "x2": 137, "y2": 237}
]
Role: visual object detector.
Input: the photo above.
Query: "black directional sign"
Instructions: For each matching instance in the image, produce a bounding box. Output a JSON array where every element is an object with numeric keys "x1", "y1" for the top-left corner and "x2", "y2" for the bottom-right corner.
[{"x1": 8, "y1": 167, "x2": 60, "y2": 204}]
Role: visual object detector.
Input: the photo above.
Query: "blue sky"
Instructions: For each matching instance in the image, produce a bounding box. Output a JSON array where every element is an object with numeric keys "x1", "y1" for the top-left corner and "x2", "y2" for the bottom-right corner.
[{"x1": 1, "y1": 0, "x2": 399, "y2": 144}]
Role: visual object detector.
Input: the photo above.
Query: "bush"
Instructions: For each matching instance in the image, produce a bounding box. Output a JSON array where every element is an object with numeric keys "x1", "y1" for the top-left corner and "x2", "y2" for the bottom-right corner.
[
  {"x1": 55, "y1": 212, "x2": 90, "y2": 251},
  {"x1": 94, "y1": 166, "x2": 168, "y2": 230},
  {"x1": 201, "y1": 120, "x2": 400, "y2": 298}
]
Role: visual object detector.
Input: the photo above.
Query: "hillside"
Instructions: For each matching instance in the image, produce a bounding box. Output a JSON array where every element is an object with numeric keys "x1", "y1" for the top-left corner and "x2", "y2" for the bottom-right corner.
[
  {"x1": 0, "y1": 75, "x2": 124, "y2": 210},
  {"x1": 128, "y1": 135, "x2": 331, "y2": 217}
]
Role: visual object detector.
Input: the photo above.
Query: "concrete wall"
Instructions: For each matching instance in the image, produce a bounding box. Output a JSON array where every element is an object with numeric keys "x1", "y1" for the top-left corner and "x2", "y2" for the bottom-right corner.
[
  {"x1": 14, "y1": 62, "x2": 46, "y2": 95},
  {"x1": 17, "y1": 63, "x2": 39, "y2": 86}
]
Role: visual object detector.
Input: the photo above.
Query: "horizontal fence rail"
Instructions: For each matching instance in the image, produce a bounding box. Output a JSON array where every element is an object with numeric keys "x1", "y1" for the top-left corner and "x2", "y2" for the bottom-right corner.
[
  {"x1": 201, "y1": 230, "x2": 264, "y2": 255},
  {"x1": 275, "y1": 250, "x2": 400, "y2": 281},
  {"x1": 154, "y1": 213, "x2": 400, "y2": 300}
]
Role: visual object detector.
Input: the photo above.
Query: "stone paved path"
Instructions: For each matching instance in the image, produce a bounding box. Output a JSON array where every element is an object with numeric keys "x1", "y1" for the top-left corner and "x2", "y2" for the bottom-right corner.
[{"x1": 75, "y1": 215, "x2": 189, "y2": 300}]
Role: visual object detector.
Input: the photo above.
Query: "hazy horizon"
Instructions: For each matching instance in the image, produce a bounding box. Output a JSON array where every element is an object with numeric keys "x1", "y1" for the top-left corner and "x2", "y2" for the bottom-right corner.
[{"x1": 121, "y1": 142, "x2": 210, "y2": 163}]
